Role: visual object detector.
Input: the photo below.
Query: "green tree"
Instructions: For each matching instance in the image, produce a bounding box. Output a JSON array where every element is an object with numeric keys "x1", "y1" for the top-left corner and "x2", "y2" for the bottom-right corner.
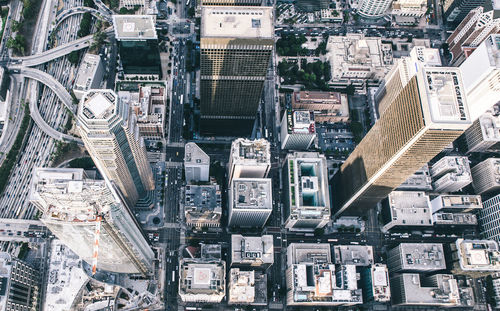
[
  {"x1": 11, "y1": 20, "x2": 21, "y2": 32},
  {"x1": 68, "y1": 51, "x2": 80, "y2": 64}
]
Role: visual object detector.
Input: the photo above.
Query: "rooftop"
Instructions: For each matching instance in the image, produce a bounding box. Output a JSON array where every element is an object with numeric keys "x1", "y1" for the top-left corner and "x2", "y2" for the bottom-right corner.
[
  {"x1": 392, "y1": 243, "x2": 446, "y2": 271},
  {"x1": 420, "y1": 67, "x2": 470, "y2": 125},
  {"x1": 113, "y1": 15, "x2": 157, "y2": 40},
  {"x1": 370, "y1": 264, "x2": 391, "y2": 303},
  {"x1": 179, "y1": 260, "x2": 226, "y2": 297},
  {"x1": 432, "y1": 212, "x2": 477, "y2": 226},
  {"x1": 80, "y1": 90, "x2": 117, "y2": 120},
  {"x1": 286, "y1": 110, "x2": 315, "y2": 134},
  {"x1": 430, "y1": 195, "x2": 482, "y2": 213},
  {"x1": 201, "y1": 6, "x2": 274, "y2": 39},
  {"x1": 185, "y1": 183, "x2": 222, "y2": 226},
  {"x1": 430, "y1": 156, "x2": 470, "y2": 179},
  {"x1": 394, "y1": 274, "x2": 474, "y2": 307},
  {"x1": 455, "y1": 239, "x2": 500, "y2": 272},
  {"x1": 231, "y1": 235, "x2": 274, "y2": 265},
  {"x1": 382, "y1": 191, "x2": 432, "y2": 230},
  {"x1": 228, "y1": 269, "x2": 267, "y2": 305},
  {"x1": 74, "y1": 54, "x2": 102, "y2": 92},
  {"x1": 293, "y1": 91, "x2": 343, "y2": 104},
  {"x1": 118, "y1": 84, "x2": 167, "y2": 127},
  {"x1": 287, "y1": 243, "x2": 331, "y2": 265},
  {"x1": 333, "y1": 245, "x2": 374, "y2": 266},
  {"x1": 185, "y1": 143, "x2": 210, "y2": 166},
  {"x1": 231, "y1": 138, "x2": 270, "y2": 165},
  {"x1": 478, "y1": 112, "x2": 500, "y2": 142},
  {"x1": 231, "y1": 178, "x2": 272, "y2": 210},
  {"x1": 409, "y1": 46, "x2": 442, "y2": 67}
]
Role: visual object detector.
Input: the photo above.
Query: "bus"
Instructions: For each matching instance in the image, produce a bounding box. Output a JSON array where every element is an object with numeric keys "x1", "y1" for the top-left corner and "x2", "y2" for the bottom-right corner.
[{"x1": 172, "y1": 271, "x2": 175, "y2": 282}]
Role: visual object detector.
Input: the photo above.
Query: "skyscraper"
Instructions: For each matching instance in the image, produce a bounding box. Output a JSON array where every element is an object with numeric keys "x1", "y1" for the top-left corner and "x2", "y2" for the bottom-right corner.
[
  {"x1": 200, "y1": 6, "x2": 273, "y2": 135},
  {"x1": 443, "y1": 0, "x2": 486, "y2": 24},
  {"x1": 357, "y1": 0, "x2": 393, "y2": 18},
  {"x1": 228, "y1": 178, "x2": 273, "y2": 228},
  {"x1": 479, "y1": 194, "x2": 500, "y2": 242},
  {"x1": 0, "y1": 252, "x2": 40, "y2": 311},
  {"x1": 77, "y1": 89, "x2": 154, "y2": 207},
  {"x1": 446, "y1": 3, "x2": 500, "y2": 67},
  {"x1": 30, "y1": 168, "x2": 154, "y2": 275},
  {"x1": 228, "y1": 138, "x2": 271, "y2": 182},
  {"x1": 459, "y1": 34, "x2": 500, "y2": 120},
  {"x1": 184, "y1": 142, "x2": 210, "y2": 183},
  {"x1": 333, "y1": 66, "x2": 471, "y2": 217}
]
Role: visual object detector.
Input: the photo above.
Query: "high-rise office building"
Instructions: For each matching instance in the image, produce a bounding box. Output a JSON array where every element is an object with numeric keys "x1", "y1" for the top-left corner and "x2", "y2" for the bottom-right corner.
[
  {"x1": 185, "y1": 181, "x2": 222, "y2": 228},
  {"x1": 280, "y1": 110, "x2": 316, "y2": 150},
  {"x1": 73, "y1": 53, "x2": 104, "y2": 100},
  {"x1": 228, "y1": 178, "x2": 273, "y2": 228},
  {"x1": 333, "y1": 66, "x2": 471, "y2": 217},
  {"x1": 465, "y1": 108, "x2": 500, "y2": 153},
  {"x1": 459, "y1": 34, "x2": 500, "y2": 120},
  {"x1": 430, "y1": 194, "x2": 482, "y2": 214},
  {"x1": 380, "y1": 191, "x2": 433, "y2": 232},
  {"x1": 200, "y1": 6, "x2": 273, "y2": 134},
  {"x1": 479, "y1": 194, "x2": 500, "y2": 242},
  {"x1": 113, "y1": 15, "x2": 161, "y2": 78},
  {"x1": 387, "y1": 243, "x2": 446, "y2": 273},
  {"x1": 0, "y1": 252, "x2": 40, "y2": 311},
  {"x1": 357, "y1": 0, "x2": 393, "y2": 18},
  {"x1": 231, "y1": 234, "x2": 274, "y2": 268},
  {"x1": 376, "y1": 46, "x2": 442, "y2": 117},
  {"x1": 361, "y1": 264, "x2": 391, "y2": 303},
  {"x1": 30, "y1": 168, "x2": 154, "y2": 275},
  {"x1": 228, "y1": 138, "x2": 270, "y2": 182},
  {"x1": 228, "y1": 269, "x2": 267, "y2": 305},
  {"x1": 77, "y1": 89, "x2": 154, "y2": 207},
  {"x1": 443, "y1": 0, "x2": 486, "y2": 24},
  {"x1": 283, "y1": 152, "x2": 330, "y2": 231},
  {"x1": 179, "y1": 259, "x2": 226, "y2": 303},
  {"x1": 471, "y1": 158, "x2": 500, "y2": 195},
  {"x1": 447, "y1": 4, "x2": 500, "y2": 67},
  {"x1": 184, "y1": 142, "x2": 210, "y2": 183}
]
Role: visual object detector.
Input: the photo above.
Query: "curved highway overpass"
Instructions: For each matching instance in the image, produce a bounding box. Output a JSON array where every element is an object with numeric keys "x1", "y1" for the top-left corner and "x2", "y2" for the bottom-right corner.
[
  {"x1": 53, "y1": 7, "x2": 111, "y2": 31},
  {"x1": 10, "y1": 28, "x2": 113, "y2": 67}
]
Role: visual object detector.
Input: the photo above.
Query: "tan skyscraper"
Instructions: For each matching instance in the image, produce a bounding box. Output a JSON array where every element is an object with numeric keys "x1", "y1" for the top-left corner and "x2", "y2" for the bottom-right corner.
[
  {"x1": 200, "y1": 5, "x2": 273, "y2": 134},
  {"x1": 333, "y1": 66, "x2": 472, "y2": 217},
  {"x1": 77, "y1": 90, "x2": 154, "y2": 208}
]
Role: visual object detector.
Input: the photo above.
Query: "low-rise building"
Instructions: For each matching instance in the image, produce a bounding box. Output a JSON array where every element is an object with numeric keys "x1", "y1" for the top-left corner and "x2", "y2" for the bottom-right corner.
[
  {"x1": 450, "y1": 239, "x2": 500, "y2": 277},
  {"x1": 430, "y1": 156, "x2": 472, "y2": 193},
  {"x1": 118, "y1": 83, "x2": 167, "y2": 140},
  {"x1": 472, "y1": 158, "x2": 500, "y2": 195},
  {"x1": 228, "y1": 269, "x2": 267, "y2": 305},
  {"x1": 391, "y1": 0, "x2": 427, "y2": 17},
  {"x1": 228, "y1": 178, "x2": 273, "y2": 228},
  {"x1": 465, "y1": 109, "x2": 500, "y2": 154},
  {"x1": 280, "y1": 110, "x2": 316, "y2": 150},
  {"x1": 73, "y1": 53, "x2": 104, "y2": 99},
  {"x1": 432, "y1": 212, "x2": 477, "y2": 228},
  {"x1": 430, "y1": 194, "x2": 482, "y2": 214},
  {"x1": 179, "y1": 259, "x2": 226, "y2": 303},
  {"x1": 381, "y1": 191, "x2": 433, "y2": 232},
  {"x1": 283, "y1": 152, "x2": 330, "y2": 231},
  {"x1": 228, "y1": 138, "x2": 271, "y2": 182},
  {"x1": 231, "y1": 235, "x2": 273, "y2": 269},
  {"x1": 286, "y1": 243, "x2": 363, "y2": 306},
  {"x1": 184, "y1": 143, "x2": 210, "y2": 183},
  {"x1": 326, "y1": 34, "x2": 393, "y2": 92},
  {"x1": 333, "y1": 245, "x2": 374, "y2": 266},
  {"x1": 0, "y1": 252, "x2": 40, "y2": 311},
  {"x1": 184, "y1": 182, "x2": 221, "y2": 228},
  {"x1": 291, "y1": 91, "x2": 349, "y2": 123},
  {"x1": 390, "y1": 274, "x2": 475, "y2": 307},
  {"x1": 396, "y1": 164, "x2": 433, "y2": 191},
  {"x1": 387, "y1": 243, "x2": 446, "y2": 273}
]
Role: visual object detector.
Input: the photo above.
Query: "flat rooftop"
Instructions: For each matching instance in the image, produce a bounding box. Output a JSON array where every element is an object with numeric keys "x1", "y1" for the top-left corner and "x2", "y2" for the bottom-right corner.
[
  {"x1": 201, "y1": 6, "x2": 273, "y2": 39},
  {"x1": 410, "y1": 46, "x2": 442, "y2": 67},
  {"x1": 80, "y1": 90, "x2": 117, "y2": 120},
  {"x1": 185, "y1": 143, "x2": 210, "y2": 166},
  {"x1": 397, "y1": 164, "x2": 432, "y2": 191},
  {"x1": 479, "y1": 112, "x2": 500, "y2": 142},
  {"x1": 384, "y1": 191, "x2": 432, "y2": 228},
  {"x1": 232, "y1": 178, "x2": 272, "y2": 210},
  {"x1": 287, "y1": 243, "x2": 331, "y2": 265},
  {"x1": 288, "y1": 110, "x2": 315, "y2": 134},
  {"x1": 333, "y1": 245, "x2": 374, "y2": 266},
  {"x1": 430, "y1": 195, "x2": 482, "y2": 213},
  {"x1": 74, "y1": 54, "x2": 101, "y2": 91},
  {"x1": 179, "y1": 260, "x2": 225, "y2": 296},
  {"x1": 371, "y1": 264, "x2": 391, "y2": 302},
  {"x1": 455, "y1": 239, "x2": 500, "y2": 272},
  {"x1": 231, "y1": 138, "x2": 270, "y2": 164},
  {"x1": 231, "y1": 235, "x2": 274, "y2": 264},
  {"x1": 113, "y1": 15, "x2": 157, "y2": 40},
  {"x1": 394, "y1": 243, "x2": 446, "y2": 271},
  {"x1": 421, "y1": 67, "x2": 470, "y2": 124},
  {"x1": 433, "y1": 212, "x2": 477, "y2": 226},
  {"x1": 229, "y1": 269, "x2": 267, "y2": 305}
]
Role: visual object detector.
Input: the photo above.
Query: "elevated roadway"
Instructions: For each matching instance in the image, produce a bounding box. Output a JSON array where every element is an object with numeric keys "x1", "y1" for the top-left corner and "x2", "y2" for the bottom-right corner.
[{"x1": 53, "y1": 6, "x2": 112, "y2": 31}]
